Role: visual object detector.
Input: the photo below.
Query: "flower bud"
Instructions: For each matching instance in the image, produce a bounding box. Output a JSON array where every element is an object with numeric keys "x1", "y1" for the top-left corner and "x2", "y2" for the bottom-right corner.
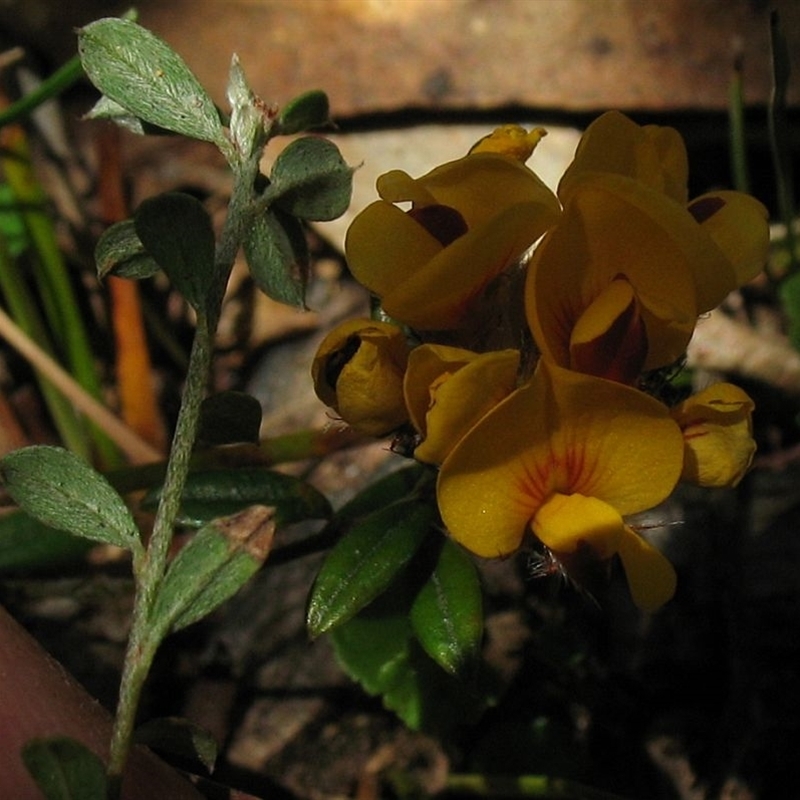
[{"x1": 312, "y1": 319, "x2": 410, "y2": 437}]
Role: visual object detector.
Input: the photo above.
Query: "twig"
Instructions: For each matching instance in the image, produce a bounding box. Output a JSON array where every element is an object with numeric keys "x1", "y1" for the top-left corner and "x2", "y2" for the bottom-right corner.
[{"x1": 0, "y1": 305, "x2": 161, "y2": 464}]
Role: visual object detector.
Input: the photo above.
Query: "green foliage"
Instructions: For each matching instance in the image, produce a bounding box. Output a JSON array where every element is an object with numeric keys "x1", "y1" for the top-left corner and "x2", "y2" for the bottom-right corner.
[
  {"x1": 22, "y1": 738, "x2": 107, "y2": 800},
  {"x1": 197, "y1": 391, "x2": 263, "y2": 446},
  {"x1": 134, "y1": 192, "x2": 217, "y2": 313},
  {"x1": 6, "y1": 13, "x2": 357, "y2": 795},
  {"x1": 94, "y1": 219, "x2": 160, "y2": 281},
  {"x1": 306, "y1": 498, "x2": 435, "y2": 636},
  {"x1": 267, "y1": 136, "x2": 354, "y2": 222},
  {"x1": 151, "y1": 505, "x2": 275, "y2": 634},
  {"x1": 142, "y1": 467, "x2": 332, "y2": 528},
  {"x1": 329, "y1": 570, "x2": 490, "y2": 736},
  {"x1": 78, "y1": 18, "x2": 226, "y2": 147},
  {"x1": 0, "y1": 511, "x2": 94, "y2": 576},
  {"x1": 278, "y1": 89, "x2": 332, "y2": 134},
  {"x1": 0, "y1": 446, "x2": 142, "y2": 554},
  {"x1": 410, "y1": 538, "x2": 483, "y2": 676},
  {"x1": 243, "y1": 208, "x2": 310, "y2": 307}
]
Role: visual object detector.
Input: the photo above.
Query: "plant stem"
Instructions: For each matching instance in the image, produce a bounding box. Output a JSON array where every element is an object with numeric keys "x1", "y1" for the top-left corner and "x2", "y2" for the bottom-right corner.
[
  {"x1": 105, "y1": 143, "x2": 260, "y2": 796},
  {"x1": 106, "y1": 313, "x2": 214, "y2": 792}
]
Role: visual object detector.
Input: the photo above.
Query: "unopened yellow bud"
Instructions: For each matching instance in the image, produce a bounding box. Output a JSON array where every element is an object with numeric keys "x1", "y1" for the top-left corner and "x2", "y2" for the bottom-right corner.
[{"x1": 312, "y1": 319, "x2": 410, "y2": 437}]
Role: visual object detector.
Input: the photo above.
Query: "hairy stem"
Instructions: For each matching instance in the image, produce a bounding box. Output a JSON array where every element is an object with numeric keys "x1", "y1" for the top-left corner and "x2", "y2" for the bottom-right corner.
[{"x1": 105, "y1": 146, "x2": 259, "y2": 795}]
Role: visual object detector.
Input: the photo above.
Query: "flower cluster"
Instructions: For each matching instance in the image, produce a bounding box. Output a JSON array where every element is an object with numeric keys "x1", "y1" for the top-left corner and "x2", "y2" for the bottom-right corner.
[{"x1": 312, "y1": 112, "x2": 768, "y2": 611}]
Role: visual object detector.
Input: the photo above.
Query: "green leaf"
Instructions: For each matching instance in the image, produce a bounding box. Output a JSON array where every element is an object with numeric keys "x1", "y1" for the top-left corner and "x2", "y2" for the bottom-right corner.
[
  {"x1": 95, "y1": 219, "x2": 160, "y2": 281},
  {"x1": 0, "y1": 446, "x2": 141, "y2": 552},
  {"x1": 197, "y1": 391, "x2": 263, "y2": 447},
  {"x1": 142, "y1": 467, "x2": 332, "y2": 528},
  {"x1": 134, "y1": 192, "x2": 216, "y2": 311},
  {"x1": 22, "y1": 737, "x2": 107, "y2": 800},
  {"x1": 410, "y1": 539, "x2": 483, "y2": 676},
  {"x1": 152, "y1": 505, "x2": 275, "y2": 633},
  {"x1": 0, "y1": 511, "x2": 94, "y2": 576},
  {"x1": 306, "y1": 498, "x2": 435, "y2": 636},
  {"x1": 77, "y1": 18, "x2": 225, "y2": 146},
  {"x1": 268, "y1": 136, "x2": 353, "y2": 221},
  {"x1": 134, "y1": 717, "x2": 217, "y2": 774},
  {"x1": 243, "y1": 209, "x2": 309, "y2": 307},
  {"x1": 330, "y1": 580, "x2": 489, "y2": 735},
  {"x1": 278, "y1": 90, "x2": 331, "y2": 134}
]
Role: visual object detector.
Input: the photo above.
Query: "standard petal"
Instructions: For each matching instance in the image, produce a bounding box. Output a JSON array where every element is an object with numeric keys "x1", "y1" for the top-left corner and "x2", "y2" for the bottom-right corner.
[
  {"x1": 616, "y1": 525, "x2": 677, "y2": 611},
  {"x1": 417, "y1": 153, "x2": 559, "y2": 231},
  {"x1": 558, "y1": 111, "x2": 689, "y2": 205}
]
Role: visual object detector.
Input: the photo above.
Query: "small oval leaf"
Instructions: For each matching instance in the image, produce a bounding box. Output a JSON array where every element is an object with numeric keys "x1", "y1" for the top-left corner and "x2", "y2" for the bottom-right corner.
[
  {"x1": 410, "y1": 539, "x2": 483, "y2": 676},
  {"x1": 0, "y1": 446, "x2": 141, "y2": 552},
  {"x1": 78, "y1": 18, "x2": 225, "y2": 146},
  {"x1": 152, "y1": 505, "x2": 275, "y2": 634},
  {"x1": 243, "y1": 209, "x2": 309, "y2": 307},
  {"x1": 307, "y1": 498, "x2": 435, "y2": 636},
  {"x1": 142, "y1": 467, "x2": 332, "y2": 528},
  {"x1": 95, "y1": 219, "x2": 160, "y2": 281},
  {"x1": 134, "y1": 192, "x2": 215, "y2": 311},
  {"x1": 197, "y1": 391, "x2": 263, "y2": 447},
  {"x1": 278, "y1": 89, "x2": 331, "y2": 135},
  {"x1": 268, "y1": 136, "x2": 354, "y2": 221}
]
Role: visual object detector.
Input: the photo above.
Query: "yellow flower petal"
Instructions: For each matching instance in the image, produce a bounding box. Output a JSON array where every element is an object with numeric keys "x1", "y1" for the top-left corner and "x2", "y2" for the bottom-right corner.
[
  {"x1": 558, "y1": 111, "x2": 689, "y2": 205},
  {"x1": 688, "y1": 190, "x2": 769, "y2": 289},
  {"x1": 616, "y1": 525, "x2": 677, "y2": 611},
  {"x1": 345, "y1": 200, "x2": 443, "y2": 300},
  {"x1": 671, "y1": 382, "x2": 756, "y2": 487},
  {"x1": 386, "y1": 199, "x2": 557, "y2": 329},
  {"x1": 311, "y1": 318, "x2": 410, "y2": 437},
  {"x1": 468, "y1": 125, "x2": 548, "y2": 162},
  {"x1": 404, "y1": 344, "x2": 520, "y2": 465},
  {"x1": 437, "y1": 361, "x2": 684, "y2": 558},
  {"x1": 532, "y1": 492, "x2": 624, "y2": 559}
]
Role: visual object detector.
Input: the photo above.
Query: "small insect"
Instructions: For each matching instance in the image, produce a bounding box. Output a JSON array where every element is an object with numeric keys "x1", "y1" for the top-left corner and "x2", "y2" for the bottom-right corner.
[{"x1": 389, "y1": 425, "x2": 422, "y2": 458}]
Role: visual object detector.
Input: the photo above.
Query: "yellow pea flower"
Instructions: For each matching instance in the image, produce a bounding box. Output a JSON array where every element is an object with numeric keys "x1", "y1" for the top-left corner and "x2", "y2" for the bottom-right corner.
[
  {"x1": 311, "y1": 318, "x2": 410, "y2": 437},
  {"x1": 671, "y1": 382, "x2": 756, "y2": 487},
  {"x1": 525, "y1": 176, "x2": 703, "y2": 379},
  {"x1": 437, "y1": 360, "x2": 684, "y2": 610},
  {"x1": 526, "y1": 157, "x2": 768, "y2": 382},
  {"x1": 345, "y1": 145, "x2": 560, "y2": 330},
  {"x1": 403, "y1": 344, "x2": 520, "y2": 465}
]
